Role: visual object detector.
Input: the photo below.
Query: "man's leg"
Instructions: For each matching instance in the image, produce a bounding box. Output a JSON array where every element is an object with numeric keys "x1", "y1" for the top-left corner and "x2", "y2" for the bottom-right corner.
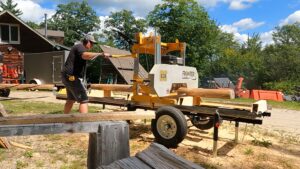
[
  {"x1": 79, "y1": 102, "x2": 88, "y2": 113},
  {"x1": 64, "y1": 100, "x2": 75, "y2": 114}
]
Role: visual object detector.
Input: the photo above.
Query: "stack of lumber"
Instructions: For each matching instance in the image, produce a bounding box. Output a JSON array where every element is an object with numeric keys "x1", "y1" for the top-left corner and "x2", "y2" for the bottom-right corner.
[{"x1": 99, "y1": 143, "x2": 203, "y2": 169}]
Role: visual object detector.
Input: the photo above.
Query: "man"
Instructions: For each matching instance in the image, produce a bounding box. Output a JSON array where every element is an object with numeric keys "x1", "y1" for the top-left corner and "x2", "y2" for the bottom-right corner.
[{"x1": 61, "y1": 34, "x2": 110, "y2": 114}]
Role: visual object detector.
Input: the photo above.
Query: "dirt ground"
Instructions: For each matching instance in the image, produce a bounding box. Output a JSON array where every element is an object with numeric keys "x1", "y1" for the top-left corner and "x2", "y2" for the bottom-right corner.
[{"x1": 0, "y1": 91, "x2": 300, "y2": 169}]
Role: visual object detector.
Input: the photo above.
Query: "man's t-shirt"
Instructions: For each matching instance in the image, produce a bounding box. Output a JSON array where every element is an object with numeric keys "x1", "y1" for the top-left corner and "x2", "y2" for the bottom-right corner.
[{"x1": 62, "y1": 43, "x2": 87, "y2": 78}]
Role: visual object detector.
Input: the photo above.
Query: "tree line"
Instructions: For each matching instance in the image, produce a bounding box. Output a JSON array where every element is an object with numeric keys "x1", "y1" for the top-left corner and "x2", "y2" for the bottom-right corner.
[{"x1": 1, "y1": 0, "x2": 299, "y2": 94}]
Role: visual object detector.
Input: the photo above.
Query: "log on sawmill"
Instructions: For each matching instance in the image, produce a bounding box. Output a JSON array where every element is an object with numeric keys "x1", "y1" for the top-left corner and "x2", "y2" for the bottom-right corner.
[{"x1": 177, "y1": 87, "x2": 235, "y2": 99}]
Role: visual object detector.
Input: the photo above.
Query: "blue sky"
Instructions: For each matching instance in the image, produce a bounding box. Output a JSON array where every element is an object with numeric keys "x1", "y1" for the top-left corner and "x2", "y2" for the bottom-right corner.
[
  {"x1": 209, "y1": 0, "x2": 300, "y2": 32},
  {"x1": 2, "y1": 0, "x2": 300, "y2": 45}
]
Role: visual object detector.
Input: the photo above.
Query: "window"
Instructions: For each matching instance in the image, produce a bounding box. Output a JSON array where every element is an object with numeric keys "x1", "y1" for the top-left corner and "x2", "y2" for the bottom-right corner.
[
  {"x1": 10, "y1": 26, "x2": 19, "y2": 42},
  {"x1": 0, "y1": 24, "x2": 20, "y2": 44},
  {"x1": 1, "y1": 25, "x2": 9, "y2": 42}
]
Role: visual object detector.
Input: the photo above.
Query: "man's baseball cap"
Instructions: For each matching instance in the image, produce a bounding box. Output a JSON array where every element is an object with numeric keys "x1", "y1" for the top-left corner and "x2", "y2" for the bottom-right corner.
[{"x1": 84, "y1": 34, "x2": 98, "y2": 44}]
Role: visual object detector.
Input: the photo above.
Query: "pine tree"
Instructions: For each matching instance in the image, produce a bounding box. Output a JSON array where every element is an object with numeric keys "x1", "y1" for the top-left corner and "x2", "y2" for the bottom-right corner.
[{"x1": 0, "y1": 0, "x2": 23, "y2": 16}]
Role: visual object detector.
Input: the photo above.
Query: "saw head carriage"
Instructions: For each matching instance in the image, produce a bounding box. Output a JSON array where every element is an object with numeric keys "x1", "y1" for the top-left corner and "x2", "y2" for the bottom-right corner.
[{"x1": 112, "y1": 31, "x2": 197, "y2": 105}]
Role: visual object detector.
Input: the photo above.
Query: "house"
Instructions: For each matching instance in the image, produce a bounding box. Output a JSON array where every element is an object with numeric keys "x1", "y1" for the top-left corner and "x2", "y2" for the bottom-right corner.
[
  {"x1": 0, "y1": 10, "x2": 147, "y2": 85},
  {"x1": 36, "y1": 28, "x2": 64, "y2": 45},
  {"x1": 0, "y1": 10, "x2": 69, "y2": 84}
]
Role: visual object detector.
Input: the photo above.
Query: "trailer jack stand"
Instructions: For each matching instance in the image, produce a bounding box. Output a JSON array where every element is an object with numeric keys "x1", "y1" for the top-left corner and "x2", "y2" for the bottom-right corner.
[
  {"x1": 212, "y1": 110, "x2": 221, "y2": 157},
  {"x1": 235, "y1": 121, "x2": 239, "y2": 143}
]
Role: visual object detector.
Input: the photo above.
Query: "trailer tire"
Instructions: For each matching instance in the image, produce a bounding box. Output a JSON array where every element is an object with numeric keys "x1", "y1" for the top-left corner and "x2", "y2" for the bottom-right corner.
[
  {"x1": 190, "y1": 116, "x2": 214, "y2": 130},
  {"x1": 151, "y1": 106, "x2": 187, "y2": 148},
  {"x1": 0, "y1": 89, "x2": 10, "y2": 97}
]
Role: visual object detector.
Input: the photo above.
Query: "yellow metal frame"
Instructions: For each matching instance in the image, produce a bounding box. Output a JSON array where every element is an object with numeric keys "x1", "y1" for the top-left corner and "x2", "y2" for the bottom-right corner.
[
  {"x1": 131, "y1": 32, "x2": 185, "y2": 57},
  {"x1": 118, "y1": 32, "x2": 186, "y2": 107}
]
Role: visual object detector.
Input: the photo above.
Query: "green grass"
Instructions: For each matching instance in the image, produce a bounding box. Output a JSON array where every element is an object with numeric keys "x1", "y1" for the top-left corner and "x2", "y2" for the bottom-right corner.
[
  {"x1": 1, "y1": 100, "x2": 64, "y2": 115},
  {"x1": 23, "y1": 151, "x2": 33, "y2": 158},
  {"x1": 202, "y1": 97, "x2": 300, "y2": 110},
  {"x1": 234, "y1": 98, "x2": 300, "y2": 110},
  {"x1": 36, "y1": 160, "x2": 45, "y2": 167},
  {"x1": 0, "y1": 100, "x2": 101, "y2": 115},
  {"x1": 0, "y1": 149, "x2": 7, "y2": 162},
  {"x1": 251, "y1": 139, "x2": 272, "y2": 148},
  {"x1": 244, "y1": 147, "x2": 254, "y2": 155},
  {"x1": 16, "y1": 160, "x2": 29, "y2": 169}
]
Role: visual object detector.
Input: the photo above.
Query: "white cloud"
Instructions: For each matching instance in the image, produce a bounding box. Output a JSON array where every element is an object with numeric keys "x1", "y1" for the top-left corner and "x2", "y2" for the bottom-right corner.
[
  {"x1": 220, "y1": 24, "x2": 248, "y2": 43},
  {"x1": 228, "y1": 0, "x2": 258, "y2": 10},
  {"x1": 232, "y1": 18, "x2": 264, "y2": 31},
  {"x1": 198, "y1": 0, "x2": 258, "y2": 10},
  {"x1": 1, "y1": 0, "x2": 259, "y2": 24},
  {"x1": 280, "y1": 10, "x2": 300, "y2": 26},
  {"x1": 260, "y1": 30, "x2": 274, "y2": 46},
  {"x1": 220, "y1": 24, "x2": 238, "y2": 33},
  {"x1": 93, "y1": 15, "x2": 109, "y2": 34},
  {"x1": 1, "y1": 0, "x2": 56, "y2": 23},
  {"x1": 46, "y1": 0, "x2": 161, "y2": 18},
  {"x1": 233, "y1": 32, "x2": 249, "y2": 43},
  {"x1": 220, "y1": 18, "x2": 272, "y2": 46},
  {"x1": 220, "y1": 18, "x2": 264, "y2": 34},
  {"x1": 197, "y1": 0, "x2": 219, "y2": 7}
]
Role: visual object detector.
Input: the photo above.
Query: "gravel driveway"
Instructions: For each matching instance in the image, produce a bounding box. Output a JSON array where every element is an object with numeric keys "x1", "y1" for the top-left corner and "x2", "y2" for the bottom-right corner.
[{"x1": 2, "y1": 91, "x2": 300, "y2": 134}]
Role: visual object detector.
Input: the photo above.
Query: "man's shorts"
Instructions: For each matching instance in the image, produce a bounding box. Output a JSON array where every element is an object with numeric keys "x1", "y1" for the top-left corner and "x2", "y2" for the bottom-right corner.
[{"x1": 61, "y1": 73, "x2": 88, "y2": 103}]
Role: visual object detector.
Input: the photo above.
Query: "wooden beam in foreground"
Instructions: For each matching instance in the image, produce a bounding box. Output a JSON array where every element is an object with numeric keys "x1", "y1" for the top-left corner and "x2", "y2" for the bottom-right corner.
[
  {"x1": 0, "y1": 121, "x2": 122, "y2": 137},
  {"x1": 0, "y1": 111, "x2": 155, "y2": 126}
]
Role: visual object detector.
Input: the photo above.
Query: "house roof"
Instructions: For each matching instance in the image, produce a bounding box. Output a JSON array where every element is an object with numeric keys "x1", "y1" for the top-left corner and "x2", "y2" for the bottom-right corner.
[
  {"x1": 100, "y1": 45, "x2": 148, "y2": 84},
  {"x1": 36, "y1": 29, "x2": 65, "y2": 37},
  {"x1": 213, "y1": 78, "x2": 235, "y2": 89},
  {"x1": 0, "y1": 10, "x2": 69, "y2": 50}
]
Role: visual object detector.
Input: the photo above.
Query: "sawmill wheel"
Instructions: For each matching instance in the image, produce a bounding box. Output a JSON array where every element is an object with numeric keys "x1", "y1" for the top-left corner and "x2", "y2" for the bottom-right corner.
[
  {"x1": 190, "y1": 116, "x2": 214, "y2": 130},
  {"x1": 0, "y1": 89, "x2": 10, "y2": 97},
  {"x1": 151, "y1": 106, "x2": 187, "y2": 148}
]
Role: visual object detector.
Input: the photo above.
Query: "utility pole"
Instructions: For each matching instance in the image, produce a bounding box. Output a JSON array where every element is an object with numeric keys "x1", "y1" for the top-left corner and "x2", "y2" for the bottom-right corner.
[{"x1": 44, "y1": 13, "x2": 48, "y2": 38}]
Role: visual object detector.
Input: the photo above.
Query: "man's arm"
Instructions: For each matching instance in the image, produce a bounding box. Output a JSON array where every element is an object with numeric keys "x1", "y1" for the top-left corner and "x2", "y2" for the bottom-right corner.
[{"x1": 81, "y1": 52, "x2": 111, "y2": 60}]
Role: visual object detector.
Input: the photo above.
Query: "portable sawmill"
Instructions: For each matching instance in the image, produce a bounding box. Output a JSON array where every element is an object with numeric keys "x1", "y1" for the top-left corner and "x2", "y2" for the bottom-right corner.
[
  {"x1": 61, "y1": 32, "x2": 269, "y2": 148},
  {"x1": 27, "y1": 31, "x2": 271, "y2": 148}
]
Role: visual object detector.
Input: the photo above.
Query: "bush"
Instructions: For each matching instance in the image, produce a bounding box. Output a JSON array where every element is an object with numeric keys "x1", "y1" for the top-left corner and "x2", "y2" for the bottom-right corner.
[{"x1": 263, "y1": 80, "x2": 300, "y2": 94}]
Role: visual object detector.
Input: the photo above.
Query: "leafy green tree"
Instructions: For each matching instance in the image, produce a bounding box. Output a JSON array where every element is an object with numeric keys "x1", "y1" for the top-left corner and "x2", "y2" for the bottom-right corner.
[
  {"x1": 0, "y1": 0, "x2": 23, "y2": 16},
  {"x1": 207, "y1": 31, "x2": 240, "y2": 80},
  {"x1": 25, "y1": 21, "x2": 40, "y2": 29},
  {"x1": 239, "y1": 34, "x2": 264, "y2": 88},
  {"x1": 262, "y1": 44, "x2": 300, "y2": 82},
  {"x1": 241, "y1": 33, "x2": 262, "y2": 54},
  {"x1": 46, "y1": 0, "x2": 100, "y2": 46},
  {"x1": 260, "y1": 23, "x2": 300, "y2": 91},
  {"x1": 273, "y1": 23, "x2": 300, "y2": 46},
  {"x1": 104, "y1": 10, "x2": 147, "y2": 50},
  {"x1": 147, "y1": 0, "x2": 228, "y2": 80}
]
